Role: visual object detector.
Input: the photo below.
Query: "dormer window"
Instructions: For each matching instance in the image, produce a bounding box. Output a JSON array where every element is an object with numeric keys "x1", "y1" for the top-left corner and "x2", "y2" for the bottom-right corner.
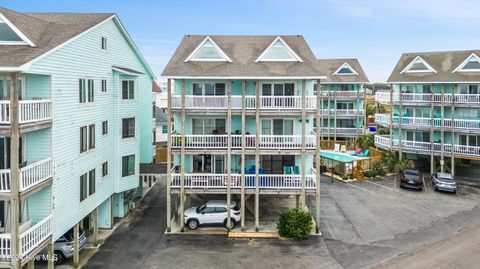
[
  {"x1": 333, "y1": 63, "x2": 358, "y2": 76},
  {"x1": 453, "y1": 53, "x2": 480, "y2": 73},
  {"x1": 255, "y1": 36, "x2": 303, "y2": 62},
  {"x1": 185, "y1": 36, "x2": 231, "y2": 62},
  {"x1": 401, "y1": 56, "x2": 437, "y2": 74},
  {"x1": 0, "y1": 13, "x2": 35, "y2": 46}
]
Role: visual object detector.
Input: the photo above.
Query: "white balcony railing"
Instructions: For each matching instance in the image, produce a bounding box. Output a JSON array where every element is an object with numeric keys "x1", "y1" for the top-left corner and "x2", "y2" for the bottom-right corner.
[
  {"x1": 375, "y1": 135, "x2": 480, "y2": 157},
  {"x1": 0, "y1": 158, "x2": 52, "y2": 193},
  {"x1": 319, "y1": 109, "x2": 365, "y2": 116},
  {"x1": 0, "y1": 100, "x2": 52, "y2": 125},
  {"x1": 171, "y1": 135, "x2": 316, "y2": 149},
  {"x1": 375, "y1": 114, "x2": 480, "y2": 130},
  {"x1": 171, "y1": 174, "x2": 316, "y2": 190},
  {"x1": 20, "y1": 158, "x2": 53, "y2": 192},
  {"x1": 321, "y1": 91, "x2": 365, "y2": 98},
  {"x1": 375, "y1": 91, "x2": 480, "y2": 104},
  {"x1": 0, "y1": 215, "x2": 52, "y2": 259},
  {"x1": 172, "y1": 95, "x2": 317, "y2": 110},
  {"x1": 319, "y1": 127, "x2": 364, "y2": 135},
  {"x1": 19, "y1": 215, "x2": 52, "y2": 257}
]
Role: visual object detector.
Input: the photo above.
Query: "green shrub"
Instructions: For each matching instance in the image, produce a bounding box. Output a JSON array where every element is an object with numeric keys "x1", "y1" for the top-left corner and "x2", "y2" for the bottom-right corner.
[
  {"x1": 277, "y1": 209, "x2": 312, "y2": 239},
  {"x1": 364, "y1": 170, "x2": 376, "y2": 178}
]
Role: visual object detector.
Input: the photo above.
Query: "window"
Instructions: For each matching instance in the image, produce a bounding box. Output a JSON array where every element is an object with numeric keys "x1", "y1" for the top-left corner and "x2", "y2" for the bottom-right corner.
[
  {"x1": 80, "y1": 126, "x2": 87, "y2": 153},
  {"x1": 102, "y1": 162, "x2": 108, "y2": 177},
  {"x1": 102, "y1": 121, "x2": 108, "y2": 135},
  {"x1": 162, "y1": 125, "x2": 168, "y2": 134},
  {"x1": 101, "y1": 79, "x2": 107, "y2": 92},
  {"x1": 192, "y1": 82, "x2": 225, "y2": 96},
  {"x1": 192, "y1": 155, "x2": 224, "y2": 173},
  {"x1": 122, "y1": 155, "x2": 135, "y2": 177},
  {"x1": 339, "y1": 84, "x2": 354, "y2": 91},
  {"x1": 80, "y1": 124, "x2": 95, "y2": 153},
  {"x1": 88, "y1": 169, "x2": 96, "y2": 195},
  {"x1": 336, "y1": 102, "x2": 354, "y2": 110},
  {"x1": 79, "y1": 79, "x2": 94, "y2": 103},
  {"x1": 192, "y1": 118, "x2": 225, "y2": 135},
  {"x1": 334, "y1": 63, "x2": 358, "y2": 76},
  {"x1": 152, "y1": 103, "x2": 156, "y2": 118},
  {"x1": 122, "y1": 118, "x2": 135, "y2": 138},
  {"x1": 80, "y1": 173, "x2": 88, "y2": 201},
  {"x1": 101, "y1": 37, "x2": 107, "y2": 50},
  {"x1": 256, "y1": 36, "x2": 302, "y2": 62},
  {"x1": 261, "y1": 83, "x2": 294, "y2": 96},
  {"x1": 261, "y1": 119, "x2": 293, "y2": 135},
  {"x1": 455, "y1": 53, "x2": 480, "y2": 72},
  {"x1": 88, "y1": 124, "x2": 95, "y2": 149},
  {"x1": 185, "y1": 36, "x2": 231, "y2": 62},
  {"x1": 122, "y1": 80, "x2": 135, "y2": 99},
  {"x1": 402, "y1": 56, "x2": 436, "y2": 73},
  {"x1": 0, "y1": 21, "x2": 24, "y2": 43}
]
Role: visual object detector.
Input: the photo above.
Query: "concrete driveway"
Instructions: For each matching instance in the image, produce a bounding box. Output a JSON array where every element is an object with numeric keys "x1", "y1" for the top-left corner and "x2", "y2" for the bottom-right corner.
[{"x1": 83, "y1": 176, "x2": 480, "y2": 269}]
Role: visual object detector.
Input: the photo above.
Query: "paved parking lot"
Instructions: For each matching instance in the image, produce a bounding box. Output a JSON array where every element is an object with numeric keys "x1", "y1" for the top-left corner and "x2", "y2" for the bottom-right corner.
[{"x1": 82, "y1": 175, "x2": 480, "y2": 269}]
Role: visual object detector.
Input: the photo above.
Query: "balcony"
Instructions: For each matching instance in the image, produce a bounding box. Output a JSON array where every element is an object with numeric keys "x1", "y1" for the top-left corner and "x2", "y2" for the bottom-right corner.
[
  {"x1": 0, "y1": 158, "x2": 53, "y2": 195},
  {"x1": 319, "y1": 109, "x2": 365, "y2": 117},
  {"x1": 375, "y1": 91, "x2": 480, "y2": 105},
  {"x1": 0, "y1": 215, "x2": 52, "y2": 260},
  {"x1": 318, "y1": 127, "x2": 364, "y2": 136},
  {"x1": 320, "y1": 91, "x2": 365, "y2": 99},
  {"x1": 0, "y1": 100, "x2": 52, "y2": 133},
  {"x1": 375, "y1": 135, "x2": 480, "y2": 158},
  {"x1": 171, "y1": 135, "x2": 316, "y2": 150},
  {"x1": 171, "y1": 95, "x2": 317, "y2": 111},
  {"x1": 375, "y1": 114, "x2": 480, "y2": 131},
  {"x1": 171, "y1": 173, "x2": 316, "y2": 191}
]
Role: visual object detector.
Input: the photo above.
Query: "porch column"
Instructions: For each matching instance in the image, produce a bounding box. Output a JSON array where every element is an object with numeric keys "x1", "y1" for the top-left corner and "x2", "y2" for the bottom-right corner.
[
  {"x1": 440, "y1": 85, "x2": 445, "y2": 172},
  {"x1": 320, "y1": 82, "x2": 324, "y2": 142},
  {"x1": 398, "y1": 85, "x2": 403, "y2": 160},
  {"x1": 300, "y1": 79, "x2": 306, "y2": 210},
  {"x1": 451, "y1": 84, "x2": 455, "y2": 176},
  {"x1": 327, "y1": 85, "x2": 331, "y2": 140},
  {"x1": 255, "y1": 80, "x2": 260, "y2": 231},
  {"x1": 180, "y1": 79, "x2": 186, "y2": 232},
  {"x1": 27, "y1": 259, "x2": 34, "y2": 269},
  {"x1": 47, "y1": 242, "x2": 54, "y2": 269},
  {"x1": 93, "y1": 207, "x2": 99, "y2": 247},
  {"x1": 73, "y1": 223, "x2": 80, "y2": 268},
  {"x1": 333, "y1": 84, "x2": 337, "y2": 142},
  {"x1": 389, "y1": 85, "x2": 394, "y2": 152},
  {"x1": 356, "y1": 84, "x2": 360, "y2": 140},
  {"x1": 430, "y1": 84, "x2": 435, "y2": 174},
  {"x1": 226, "y1": 80, "x2": 232, "y2": 230},
  {"x1": 166, "y1": 78, "x2": 172, "y2": 232},
  {"x1": 9, "y1": 72, "x2": 21, "y2": 269},
  {"x1": 315, "y1": 80, "x2": 321, "y2": 234},
  {"x1": 241, "y1": 80, "x2": 246, "y2": 230},
  {"x1": 363, "y1": 84, "x2": 367, "y2": 136}
]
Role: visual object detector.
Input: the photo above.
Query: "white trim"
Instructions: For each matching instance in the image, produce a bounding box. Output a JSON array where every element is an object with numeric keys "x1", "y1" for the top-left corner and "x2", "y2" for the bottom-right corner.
[
  {"x1": 333, "y1": 63, "x2": 359, "y2": 76},
  {"x1": 112, "y1": 66, "x2": 141, "y2": 76},
  {"x1": 453, "y1": 53, "x2": 480, "y2": 73},
  {"x1": 0, "y1": 13, "x2": 35, "y2": 47},
  {"x1": 167, "y1": 76, "x2": 327, "y2": 79},
  {"x1": 389, "y1": 81, "x2": 480, "y2": 84},
  {"x1": 318, "y1": 81, "x2": 368, "y2": 84},
  {"x1": 184, "y1": 36, "x2": 232, "y2": 62},
  {"x1": 400, "y1": 56, "x2": 437, "y2": 74},
  {"x1": 255, "y1": 36, "x2": 303, "y2": 62},
  {"x1": 260, "y1": 81, "x2": 297, "y2": 96}
]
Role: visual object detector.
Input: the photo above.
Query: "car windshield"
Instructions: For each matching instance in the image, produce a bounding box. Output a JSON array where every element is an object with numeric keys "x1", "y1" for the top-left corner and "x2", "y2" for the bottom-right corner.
[
  {"x1": 439, "y1": 176, "x2": 454, "y2": 182},
  {"x1": 196, "y1": 204, "x2": 206, "y2": 213},
  {"x1": 405, "y1": 170, "x2": 419, "y2": 176}
]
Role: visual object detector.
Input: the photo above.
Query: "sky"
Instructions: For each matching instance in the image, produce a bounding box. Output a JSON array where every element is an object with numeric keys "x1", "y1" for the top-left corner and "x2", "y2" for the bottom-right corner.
[{"x1": 2, "y1": 0, "x2": 480, "y2": 82}]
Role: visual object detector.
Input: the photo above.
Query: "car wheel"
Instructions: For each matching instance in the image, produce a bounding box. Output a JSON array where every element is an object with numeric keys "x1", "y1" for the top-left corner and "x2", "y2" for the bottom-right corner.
[
  {"x1": 224, "y1": 218, "x2": 236, "y2": 230},
  {"x1": 53, "y1": 251, "x2": 65, "y2": 265},
  {"x1": 187, "y1": 219, "x2": 199, "y2": 230}
]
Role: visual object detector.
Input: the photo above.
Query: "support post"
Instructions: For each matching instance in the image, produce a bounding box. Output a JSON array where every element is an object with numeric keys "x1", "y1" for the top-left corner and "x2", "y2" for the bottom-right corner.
[
  {"x1": 47, "y1": 242, "x2": 54, "y2": 269},
  {"x1": 241, "y1": 80, "x2": 246, "y2": 230},
  {"x1": 451, "y1": 83, "x2": 455, "y2": 177},
  {"x1": 27, "y1": 259, "x2": 34, "y2": 269},
  {"x1": 327, "y1": 85, "x2": 331, "y2": 140},
  {"x1": 73, "y1": 223, "x2": 79, "y2": 268},
  {"x1": 389, "y1": 85, "x2": 394, "y2": 151},
  {"x1": 180, "y1": 79, "x2": 186, "y2": 232},
  {"x1": 315, "y1": 79, "x2": 321, "y2": 234},
  {"x1": 320, "y1": 82, "x2": 324, "y2": 143},
  {"x1": 10, "y1": 72, "x2": 21, "y2": 269},
  {"x1": 255, "y1": 80, "x2": 260, "y2": 232},
  {"x1": 333, "y1": 84, "x2": 337, "y2": 142},
  {"x1": 300, "y1": 79, "x2": 306, "y2": 210},
  {"x1": 166, "y1": 78, "x2": 172, "y2": 232},
  {"x1": 440, "y1": 85, "x2": 445, "y2": 172},
  {"x1": 398, "y1": 84, "x2": 403, "y2": 160},
  {"x1": 93, "y1": 207, "x2": 99, "y2": 247},
  {"x1": 363, "y1": 84, "x2": 367, "y2": 137},
  {"x1": 226, "y1": 80, "x2": 232, "y2": 230},
  {"x1": 356, "y1": 84, "x2": 360, "y2": 140},
  {"x1": 430, "y1": 84, "x2": 435, "y2": 175}
]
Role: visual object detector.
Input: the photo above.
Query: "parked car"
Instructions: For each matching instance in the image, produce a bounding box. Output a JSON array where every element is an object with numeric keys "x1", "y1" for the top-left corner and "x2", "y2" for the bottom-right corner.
[
  {"x1": 400, "y1": 169, "x2": 423, "y2": 190},
  {"x1": 432, "y1": 172, "x2": 457, "y2": 193},
  {"x1": 184, "y1": 200, "x2": 241, "y2": 230},
  {"x1": 37, "y1": 228, "x2": 87, "y2": 264}
]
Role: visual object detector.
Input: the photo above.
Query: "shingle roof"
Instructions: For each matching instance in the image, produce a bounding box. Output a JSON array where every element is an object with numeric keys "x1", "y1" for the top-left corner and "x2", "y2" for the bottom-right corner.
[
  {"x1": 0, "y1": 7, "x2": 113, "y2": 67},
  {"x1": 315, "y1": 59, "x2": 369, "y2": 83},
  {"x1": 387, "y1": 50, "x2": 480, "y2": 83},
  {"x1": 161, "y1": 35, "x2": 325, "y2": 78}
]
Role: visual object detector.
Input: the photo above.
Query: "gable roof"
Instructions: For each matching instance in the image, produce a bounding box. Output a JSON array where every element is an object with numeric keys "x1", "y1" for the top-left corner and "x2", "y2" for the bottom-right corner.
[
  {"x1": 162, "y1": 35, "x2": 325, "y2": 78},
  {"x1": 400, "y1": 56, "x2": 437, "y2": 74},
  {"x1": 315, "y1": 59, "x2": 369, "y2": 83},
  {"x1": 453, "y1": 53, "x2": 480, "y2": 73},
  {"x1": 388, "y1": 50, "x2": 480, "y2": 83},
  {"x1": 185, "y1": 36, "x2": 232, "y2": 62},
  {"x1": 0, "y1": 7, "x2": 155, "y2": 79},
  {"x1": 255, "y1": 36, "x2": 303, "y2": 62}
]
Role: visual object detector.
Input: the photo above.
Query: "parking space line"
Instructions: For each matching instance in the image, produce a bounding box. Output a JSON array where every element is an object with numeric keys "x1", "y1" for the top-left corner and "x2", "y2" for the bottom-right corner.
[{"x1": 345, "y1": 182, "x2": 379, "y2": 196}]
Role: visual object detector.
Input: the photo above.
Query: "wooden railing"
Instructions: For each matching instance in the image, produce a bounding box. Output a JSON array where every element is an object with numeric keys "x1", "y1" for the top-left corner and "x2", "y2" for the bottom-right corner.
[
  {"x1": 319, "y1": 140, "x2": 355, "y2": 150},
  {"x1": 19, "y1": 215, "x2": 52, "y2": 257},
  {"x1": 171, "y1": 135, "x2": 316, "y2": 149},
  {"x1": 171, "y1": 173, "x2": 316, "y2": 190},
  {"x1": 319, "y1": 109, "x2": 365, "y2": 116}
]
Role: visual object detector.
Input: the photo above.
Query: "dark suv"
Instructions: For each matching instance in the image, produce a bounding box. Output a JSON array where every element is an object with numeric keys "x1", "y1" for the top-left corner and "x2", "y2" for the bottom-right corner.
[{"x1": 400, "y1": 169, "x2": 423, "y2": 190}]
